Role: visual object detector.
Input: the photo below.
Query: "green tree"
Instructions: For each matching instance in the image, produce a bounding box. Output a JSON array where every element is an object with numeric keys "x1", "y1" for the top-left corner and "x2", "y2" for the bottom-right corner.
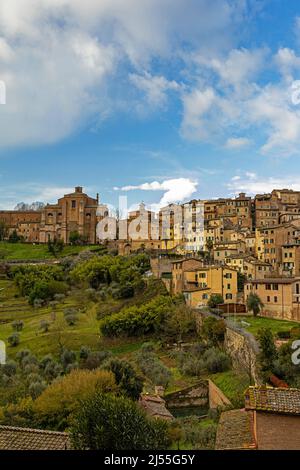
[
  {"x1": 8, "y1": 230, "x2": 20, "y2": 243},
  {"x1": 237, "y1": 272, "x2": 247, "y2": 292},
  {"x1": 207, "y1": 294, "x2": 224, "y2": 309},
  {"x1": 40, "y1": 320, "x2": 50, "y2": 333},
  {"x1": 206, "y1": 239, "x2": 214, "y2": 255},
  {"x1": 70, "y1": 392, "x2": 170, "y2": 450},
  {"x1": 257, "y1": 328, "x2": 278, "y2": 378},
  {"x1": 8, "y1": 333, "x2": 20, "y2": 347},
  {"x1": 202, "y1": 317, "x2": 226, "y2": 345},
  {"x1": 0, "y1": 221, "x2": 8, "y2": 241},
  {"x1": 102, "y1": 358, "x2": 143, "y2": 400},
  {"x1": 33, "y1": 369, "x2": 116, "y2": 430},
  {"x1": 47, "y1": 237, "x2": 64, "y2": 257},
  {"x1": 12, "y1": 320, "x2": 24, "y2": 332},
  {"x1": 247, "y1": 292, "x2": 264, "y2": 317}
]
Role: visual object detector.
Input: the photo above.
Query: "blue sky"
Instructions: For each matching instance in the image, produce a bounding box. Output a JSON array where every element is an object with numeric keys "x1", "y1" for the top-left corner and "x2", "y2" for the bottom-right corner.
[{"x1": 1, "y1": 0, "x2": 300, "y2": 210}]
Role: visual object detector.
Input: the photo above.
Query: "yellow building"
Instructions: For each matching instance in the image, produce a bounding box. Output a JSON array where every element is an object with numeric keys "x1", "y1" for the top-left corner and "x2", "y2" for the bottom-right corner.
[
  {"x1": 181, "y1": 266, "x2": 238, "y2": 308},
  {"x1": 244, "y1": 277, "x2": 300, "y2": 321},
  {"x1": 281, "y1": 242, "x2": 300, "y2": 277}
]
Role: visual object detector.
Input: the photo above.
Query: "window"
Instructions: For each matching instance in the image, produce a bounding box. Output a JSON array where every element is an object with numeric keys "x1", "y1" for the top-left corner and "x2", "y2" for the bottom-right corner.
[
  {"x1": 272, "y1": 284, "x2": 278, "y2": 291},
  {"x1": 72, "y1": 200, "x2": 76, "y2": 209},
  {"x1": 267, "y1": 296, "x2": 270, "y2": 302},
  {"x1": 274, "y1": 296, "x2": 278, "y2": 303},
  {"x1": 226, "y1": 293, "x2": 232, "y2": 299},
  {"x1": 266, "y1": 284, "x2": 271, "y2": 290},
  {"x1": 227, "y1": 284, "x2": 231, "y2": 290}
]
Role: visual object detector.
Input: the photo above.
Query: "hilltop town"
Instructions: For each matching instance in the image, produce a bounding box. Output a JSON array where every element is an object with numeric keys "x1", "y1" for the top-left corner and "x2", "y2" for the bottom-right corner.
[
  {"x1": 1, "y1": 186, "x2": 300, "y2": 450},
  {"x1": 2, "y1": 186, "x2": 300, "y2": 321}
]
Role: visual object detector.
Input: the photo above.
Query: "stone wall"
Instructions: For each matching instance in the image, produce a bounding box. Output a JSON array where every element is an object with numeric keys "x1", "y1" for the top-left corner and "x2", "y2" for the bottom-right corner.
[
  {"x1": 164, "y1": 382, "x2": 209, "y2": 409},
  {"x1": 165, "y1": 380, "x2": 233, "y2": 411},
  {"x1": 224, "y1": 327, "x2": 261, "y2": 385}
]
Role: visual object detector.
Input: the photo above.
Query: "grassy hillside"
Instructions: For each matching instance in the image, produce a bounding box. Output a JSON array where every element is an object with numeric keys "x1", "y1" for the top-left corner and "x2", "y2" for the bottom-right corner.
[
  {"x1": 0, "y1": 278, "x2": 144, "y2": 359},
  {"x1": 228, "y1": 315, "x2": 300, "y2": 336},
  {"x1": 0, "y1": 241, "x2": 104, "y2": 261}
]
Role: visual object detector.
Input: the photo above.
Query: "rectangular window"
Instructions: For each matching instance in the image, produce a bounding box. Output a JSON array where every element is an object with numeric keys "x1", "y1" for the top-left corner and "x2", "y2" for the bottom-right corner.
[
  {"x1": 274, "y1": 296, "x2": 278, "y2": 303},
  {"x1": 72, "y1": 200, "x2": 76, "y2": 209}
]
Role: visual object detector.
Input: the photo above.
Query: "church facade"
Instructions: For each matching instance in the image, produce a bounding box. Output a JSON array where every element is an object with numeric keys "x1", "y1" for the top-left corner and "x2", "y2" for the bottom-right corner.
[{"x1": 0, "y1": 187, "x2": 106, "y2": 244}]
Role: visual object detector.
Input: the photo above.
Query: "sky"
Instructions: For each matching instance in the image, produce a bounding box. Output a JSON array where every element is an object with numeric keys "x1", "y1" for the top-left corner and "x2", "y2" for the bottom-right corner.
[{"x1": 2, "y1": 1, "x2": 300, "y2": 210}]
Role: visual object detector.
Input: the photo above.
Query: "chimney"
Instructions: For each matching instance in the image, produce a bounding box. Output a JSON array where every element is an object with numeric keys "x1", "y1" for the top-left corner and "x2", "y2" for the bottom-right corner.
[
  {"x1": 75, "y1": 186, "x2": 83, "y2": 193},
  {"x1": 96, "y1": 193, "x2": 99, "y2": 204}
]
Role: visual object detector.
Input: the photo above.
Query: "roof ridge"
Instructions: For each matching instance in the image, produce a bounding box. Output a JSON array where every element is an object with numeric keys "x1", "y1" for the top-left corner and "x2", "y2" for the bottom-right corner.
[{"x1": 0, "y1": 425, "x2": 68, "y2": 436}]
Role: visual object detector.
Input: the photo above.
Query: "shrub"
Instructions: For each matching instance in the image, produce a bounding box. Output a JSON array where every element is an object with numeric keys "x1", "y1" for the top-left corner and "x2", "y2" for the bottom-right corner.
[
  {"x1": 29, "y1": 381, "x2": 47, "y2": 399},
  {"x1": 65, "y1": 314, "x2": 78, "y2": 326},
  {"x1": 100, "y1": 296, "x2": 173, "y2": 337},
  {"x1": 277, "y1": 331, "x2": 291, "y2": 339},
  {"x1": 8, "y1": 333, "x2": 20, "y2": 347},
  {"x1": 60, "y1": 349, "x2": 76, "y2": 369},
  {"x1": 70, "y1": 392, "x2": 169, "y2": 450},
  {"x1": 40, "y1": 320, "x2": 50, "y2": 333},
  {"x1": 33, "y1": 369, "x2": 117, "y2": 430},
  {"x1": 82, "y1": 351, "x2": 112, "y2": 370},
  {"x1": 102, "y1": 358, "x2": 143, "y2": 400},
  {"x1": 1, "y1": 360, "x2": 17, "y2": 377},
  {"x1": 202, "y1": 348, "x2": 231, "y2": 373},
  {"x1": 12, "y1": 320, "x2": 24, "y2": 332},
  {"x1": 79, "y1": 346, "x2": 91, "y2": 360},
  {"x1": 202, "y1": 317, "x2": 226, "y2": 345},
  {"x1": 207, "y1": 294, "x2": 224, "y2": 309}
]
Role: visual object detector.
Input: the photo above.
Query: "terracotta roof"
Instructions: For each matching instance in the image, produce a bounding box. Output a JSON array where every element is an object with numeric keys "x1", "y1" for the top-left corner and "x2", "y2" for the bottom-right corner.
[
  {"x1": 247, "y1": 278, "x2": 298, "y2": 284},
  {"x1": 215, "y1": 409, "x2": 256, "y2": 450},
  {"x1": 139, "y1": 395, "x2": 174, "y2": 421},
  {"x1": 245, "y1": 386, "x2": 300, "y2": 415},
  {"x1": 0, "y1": 425, "x2": 71, "y2": 450}
]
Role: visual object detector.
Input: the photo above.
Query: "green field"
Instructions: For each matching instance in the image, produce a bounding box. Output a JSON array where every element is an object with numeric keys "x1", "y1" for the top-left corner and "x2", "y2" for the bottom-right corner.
[
  {"x1": 0, "y1": 241, "x2": 103, "y2": 261},
  {"x1": 0, "y1": 278, "x2": 143, "y2": 359},
  {"x1": 209, "y1": 370, "x2": 250, "y2": 407},
  {"x1": 228, "y1": 315, "x2": 300, "y2": 337}
]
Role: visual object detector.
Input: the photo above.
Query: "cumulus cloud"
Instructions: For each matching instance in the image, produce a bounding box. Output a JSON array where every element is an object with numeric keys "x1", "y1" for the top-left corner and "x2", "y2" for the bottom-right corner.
[
  {"x1": 227, "y1": 172, "x2": 300, "y2": 195},
  {"x1": 115, "y1": 178, "x2": 198, "y2": 210},
  {"x1": 0, "y1": 183, "x2": 76, "y2": 209},
  {"x1": 0, "y1": 0, "x2": 248, "y2": 148},
  {"x1": 180, "y1": 45, "x2": 300, "y2": 155},
  {"x1": 129, "y1": 72, "x2": 180, "y2": 109},
  {"x1": 225, "y1": 137, "x2": 252, "y2": 149}
]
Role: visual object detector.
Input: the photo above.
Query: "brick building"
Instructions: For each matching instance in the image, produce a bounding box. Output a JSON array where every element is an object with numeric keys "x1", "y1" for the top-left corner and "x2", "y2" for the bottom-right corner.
[{"x1": 0, "y1": 186, "x2": 105, "y2": 244}]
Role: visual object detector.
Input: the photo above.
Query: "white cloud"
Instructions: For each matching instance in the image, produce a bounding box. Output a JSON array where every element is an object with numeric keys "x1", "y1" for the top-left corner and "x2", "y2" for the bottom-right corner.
[
  {"x1": 0, "y1": 0, "x2": 249, "y2": 148},
  {"x1": 0, "y1": 183, "x2": 76, "y2": 209},
  {"x1": 115, "y1": 178, "x2": 198, "y2": 210},
  {"x1": 180, "y1": 45, "x2": 300, "y2": 155},
  {"x1": 225, "y1": 137, "x2": 251, "y2": 149},
  {"x1": 227, "y1": 172, "x2": 300, "y2": 195},
  {"x1": 130, "y1": 72, "x2": 180, "y2": 109},
  {"x1": 195, "y1": 47, "x2": 266, "y2": 87}
]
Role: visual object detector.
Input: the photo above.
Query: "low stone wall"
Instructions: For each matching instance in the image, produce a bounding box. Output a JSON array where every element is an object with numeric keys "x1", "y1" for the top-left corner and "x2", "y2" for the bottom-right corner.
[
  {"x1": 165, "y1": 380, "x2": 233, "y2": 412},
  {"x1": 164, "y1": 382, "x2": 209, "y2": 409},
  {"x1": 208, "y1": 379, "x2": 232, "y2": 409},
  {"x1": 224, "y1": 327, "x2": 261, "y2": 385}
]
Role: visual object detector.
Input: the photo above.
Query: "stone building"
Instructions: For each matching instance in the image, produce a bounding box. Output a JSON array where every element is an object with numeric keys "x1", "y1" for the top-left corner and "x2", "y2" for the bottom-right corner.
[
  {"x1": 244, "y1": 277, "x2": 300, "y2": 321},
  {"x1": 216, "y1": 386, "x2": 300, "y2": 450},
  {"x1": 0, "y1": 186, "x2": 104, "y2": 244}
]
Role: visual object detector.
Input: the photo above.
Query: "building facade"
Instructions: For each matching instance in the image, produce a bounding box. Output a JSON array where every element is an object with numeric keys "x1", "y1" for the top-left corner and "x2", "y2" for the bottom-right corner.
[{"x1": 0, "y1": 187, "x2": 103, "y2": 244}]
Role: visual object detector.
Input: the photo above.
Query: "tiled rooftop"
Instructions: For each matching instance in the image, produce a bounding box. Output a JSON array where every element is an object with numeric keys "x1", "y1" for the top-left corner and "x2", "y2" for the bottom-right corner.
[
  {"x1": 139, "y1": 395, "x2": 174, "y2": 421},
  {"x1": 245, "y1": 386, "x2": 300, "y2": 415},
  {"x1": 0, "y1": 425, "x2": 71, "y2": 450},
  {"x1": 215, "y1": 409, "x2": 256, "y2": 450}
]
